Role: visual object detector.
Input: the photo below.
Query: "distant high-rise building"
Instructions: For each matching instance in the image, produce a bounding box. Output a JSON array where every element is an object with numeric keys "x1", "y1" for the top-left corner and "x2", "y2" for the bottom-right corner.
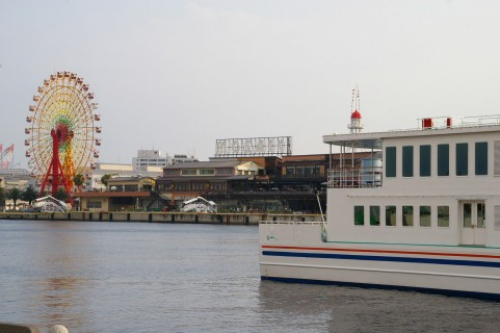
[
  {"x1": 132, "y1": 150, "x2": 198, "y2": 170},
  {"x1": 133, "y1": 150, "x2": 169, "y2": 170},
  {"x1": 170, "y1": 154, "x2": 199, "y2": 165}
]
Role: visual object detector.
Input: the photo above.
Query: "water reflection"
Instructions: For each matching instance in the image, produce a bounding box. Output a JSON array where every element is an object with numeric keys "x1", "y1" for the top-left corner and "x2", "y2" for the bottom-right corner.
[
  {"x1": 31, "y1": 222, "x2": 94, "y2": 330},
  {"x1": 37, "y1": 277, "x2": 80, "y2": 325},
  {"x1": 258, "y1": 280, "x2": 500, "y2": 333}
]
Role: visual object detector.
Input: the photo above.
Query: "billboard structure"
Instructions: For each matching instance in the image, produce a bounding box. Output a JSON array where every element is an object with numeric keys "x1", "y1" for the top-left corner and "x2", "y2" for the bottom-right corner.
[{"x1": 215, "y1": 136, "x2": 292, "y2": 157}]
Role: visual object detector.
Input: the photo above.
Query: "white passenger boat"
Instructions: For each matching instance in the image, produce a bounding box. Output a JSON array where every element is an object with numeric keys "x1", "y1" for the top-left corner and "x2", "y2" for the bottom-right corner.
[{"x1": 260, "y1": 113, "x2": 500, "y2": 299}]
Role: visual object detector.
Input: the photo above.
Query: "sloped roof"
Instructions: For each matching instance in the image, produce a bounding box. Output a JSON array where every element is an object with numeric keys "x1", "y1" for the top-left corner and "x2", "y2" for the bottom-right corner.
[
  {"x1": 107, "y1": 176, "x2": 156, "y2": 183},
  {"x1": 165, "y1": 159, "x2": 240, "y2": 169}
]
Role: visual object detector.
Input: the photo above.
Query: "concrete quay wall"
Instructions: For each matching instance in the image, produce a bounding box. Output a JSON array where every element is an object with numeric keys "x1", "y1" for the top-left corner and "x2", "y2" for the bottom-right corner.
[{"x1": 0, "y1": 211, "x2": 322, "y2": 225}]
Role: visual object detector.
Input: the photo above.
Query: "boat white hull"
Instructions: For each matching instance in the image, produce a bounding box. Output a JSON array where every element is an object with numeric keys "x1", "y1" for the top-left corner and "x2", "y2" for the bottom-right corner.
[{"x1": 260, "y1": 223, "x2": 500, "y2": 298}]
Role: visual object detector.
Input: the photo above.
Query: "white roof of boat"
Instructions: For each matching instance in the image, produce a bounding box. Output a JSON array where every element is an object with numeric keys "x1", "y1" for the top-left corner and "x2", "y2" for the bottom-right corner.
[{"x1": 323, "y1": 119, "x2": 500, "y2": 150}]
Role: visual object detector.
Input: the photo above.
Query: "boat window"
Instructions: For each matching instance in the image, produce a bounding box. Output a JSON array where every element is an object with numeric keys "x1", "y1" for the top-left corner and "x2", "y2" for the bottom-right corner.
[
  {"x1": 385, "y1": 146, "x2": 396, "y2": 178},
  {"x1": 354, "y1": 206, "x2": 364, "y2": 226},
  {"x1": 477, "y1": 203, "x2": 486, "y2": 229},
  {"x1": 437, "y1": 206, "x2": 449, "y2": 227},
  {"x1": 402, "y1": 146, "x2": 414, "y2": 177},
  {"x1": 494, "y1": 205, "x2": 500, "y2": 230},
  {"x1": 402, "y1": 206, "x2": 414, "y2": 226},
  {"x1": 456, "y1": 143, "x2": 468, "y2": 176},
  {"x1": 463, "y1": 203, "x2": 472, "y2": 228},
  {"x1": 385, "y1": 206, "x2": 396, "y2": 226},
  {"x1": 370, "y1": 206, "x2": 380, "y2": 226},
  {"x1": 420, "y1": 145, "x2": 431, "y2": 177},
  {"x1": 437, "y1": 144, "x2": 449, "y2": 176},
  {"x1": 495, "y1": 141, "x2": 500, "y2": 175},
  {"x1": 419, "y1": 206, "x2": 431, "y2": 227},
  {"x1": 475, "y1": 142, "x2": 488, "y2": 175}
]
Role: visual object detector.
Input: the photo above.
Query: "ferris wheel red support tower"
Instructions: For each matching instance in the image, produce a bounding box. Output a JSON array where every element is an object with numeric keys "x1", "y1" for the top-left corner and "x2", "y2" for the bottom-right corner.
[{"x1": 39, "y1": 129, "x2": 72, "y2": 201}]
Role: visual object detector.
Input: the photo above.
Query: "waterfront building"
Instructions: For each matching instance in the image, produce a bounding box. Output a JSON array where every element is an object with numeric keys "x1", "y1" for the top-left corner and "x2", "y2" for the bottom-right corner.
[
  {"x1": 156, "y1": 159, "x2": 263, "y2": 210},
  {"x1": 77, "y1": 176, "x2": 156, "y2": 211},
  {"x1": 155, "y1": 154, "x2": 370, "y2": 212}
]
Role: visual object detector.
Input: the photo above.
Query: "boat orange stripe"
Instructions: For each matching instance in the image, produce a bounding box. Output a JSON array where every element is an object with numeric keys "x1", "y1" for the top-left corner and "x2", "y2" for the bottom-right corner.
[{"x1": 261, "y1": 245, "x2": 500, "y2": 259}]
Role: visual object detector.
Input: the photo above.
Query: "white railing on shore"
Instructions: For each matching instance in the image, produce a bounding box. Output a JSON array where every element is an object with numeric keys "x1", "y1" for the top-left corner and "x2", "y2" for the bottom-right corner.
[
  {"x1": 261, "y1": 214, "x2": 324, "y2": 224},
  {"x1": 260, "y1": 220, "x2": 324, "y2": 225}
]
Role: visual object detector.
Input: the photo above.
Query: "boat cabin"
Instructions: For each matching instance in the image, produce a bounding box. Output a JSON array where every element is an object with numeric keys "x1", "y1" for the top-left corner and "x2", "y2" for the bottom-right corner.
[{"x1": 323, "y1": 115, "x2": 500, "y2": 248}]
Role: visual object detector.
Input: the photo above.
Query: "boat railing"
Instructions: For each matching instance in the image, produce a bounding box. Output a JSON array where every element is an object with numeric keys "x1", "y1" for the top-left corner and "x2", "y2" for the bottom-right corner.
[
  {"x1": 327, "y1": 166, "x2": 383, "y2": 189},
  {"x1": 418, "y1": 114, "x2": 500, "y2": 130}
]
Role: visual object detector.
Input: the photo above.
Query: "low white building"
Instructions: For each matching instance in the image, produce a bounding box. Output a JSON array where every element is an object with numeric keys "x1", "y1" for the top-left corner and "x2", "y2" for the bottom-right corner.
[
  {"x1": 86, "y1": 162, "x2": 162, "y2": 191},
  {"x1": 0, "y1": 168, "x2": 34, "y2": 190}
]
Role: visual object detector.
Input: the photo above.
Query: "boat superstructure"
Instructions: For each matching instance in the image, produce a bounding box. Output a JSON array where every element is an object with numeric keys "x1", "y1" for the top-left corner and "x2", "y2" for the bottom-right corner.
[{"x1": 260, "y1": 114, "x2": 500, "y2": 298}]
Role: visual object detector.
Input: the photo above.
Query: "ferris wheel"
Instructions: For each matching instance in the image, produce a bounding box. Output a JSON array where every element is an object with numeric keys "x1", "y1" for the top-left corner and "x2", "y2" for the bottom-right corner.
[{"x1": 25, "y1": 71, "x2": 101, "y2": 192}]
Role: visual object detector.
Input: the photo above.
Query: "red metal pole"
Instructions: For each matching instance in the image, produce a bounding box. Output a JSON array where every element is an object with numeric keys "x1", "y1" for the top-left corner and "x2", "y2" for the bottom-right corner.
[{"x1": 51, "y1": 129, "x2": 60, "y2": 197}]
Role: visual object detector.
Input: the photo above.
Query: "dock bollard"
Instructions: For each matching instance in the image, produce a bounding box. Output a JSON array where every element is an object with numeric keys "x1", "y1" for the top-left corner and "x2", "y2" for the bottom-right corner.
[{"x1": 48, "y1": 325, "x2": 68, "y2": 333}]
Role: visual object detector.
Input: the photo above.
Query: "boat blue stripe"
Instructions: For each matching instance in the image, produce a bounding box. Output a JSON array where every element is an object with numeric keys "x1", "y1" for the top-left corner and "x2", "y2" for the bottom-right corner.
[
  {"x1": 262, "y1": 251, "x2": 500, "y2": 268},
  {"x1": 261, "y1": 276, "x2": 500, "y2": 300}
]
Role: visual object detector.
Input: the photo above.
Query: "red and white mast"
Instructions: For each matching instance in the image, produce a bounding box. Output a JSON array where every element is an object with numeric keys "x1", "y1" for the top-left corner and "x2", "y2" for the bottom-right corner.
[{"x1": 348, "y1": 85, "x2": 364, "y2": 133}]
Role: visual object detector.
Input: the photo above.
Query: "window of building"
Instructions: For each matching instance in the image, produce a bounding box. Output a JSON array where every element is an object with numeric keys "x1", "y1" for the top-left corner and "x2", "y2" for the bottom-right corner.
[
  {"x1": 385, "y1": 205, "x2": 396, "y2": 226},
  {"x1": 161, "y1": 183, "x2": 172, "y2": 190},
  {"x1": 386, "y1": 146, "x2": 396, "y2": 178},
  {"x1": 370, "y1": 206, "x2": 380, "y2": 226},
  {"x1": 402, "y1": 146, "x2": 414, "y2": 177},
  {"x1": 437, "y1": 206, "x2": 449, "y2": 228},
  {"x1": 212, "y1": 182, "x2": 226, "y2": 191},
  {"x1": 475, "y1": 142, "x2": 488, "y2": 175},
  {"x1": 296, "y1": 167, "x2": 304, "y2": 176},
  {"x1": 456, "y1": 143, "x2": 468, "y2": 176},
  {"x1": 315, "y1": 166, "x2": 324, "y2": 177},
  {"x1": 199, "y1": 169, "x2": 215, "y2": 175},
  {"x1": 402, "y1": 205, "x2": 414, "y2": 226},
  {"x1": 354, "y1": 206, "x2": 364, "y2": 226},
  {"x1": 217, "y1": 168, "x2": 234, "y2": 175},
  {"x1": 176, "y1": 183, "x2": 189, "y2": 191},
  {"x1": 419, "y1": 205, "x2": 431, "y2": 227},
  {"x1": 181, "y1": 169, "x2": 197, "y2": 176},
  {"x1": 124, "y1": 185, "x2": 138, "y2": 192},
  {"x1": 304, "y1": 167, "x2": 314, "y2": 176},
  {"x1": 165, "y1": 169, "x2": 180, "y2": 176},
  {"x1": 286, "y1": 167, "x2": 294, "y2": 176},
  {"x1": 420, "y1": 145, "x2": 431, "y2": 177},
  {"x1": 87, "y1": 201, "x2": 102, "y2": 209},
  {"x1": 191, "y1": 183, "x2": 208, "y2": 190},
  {"x1": 437, "y1": 144, "x2": 449, "y2": 176}
]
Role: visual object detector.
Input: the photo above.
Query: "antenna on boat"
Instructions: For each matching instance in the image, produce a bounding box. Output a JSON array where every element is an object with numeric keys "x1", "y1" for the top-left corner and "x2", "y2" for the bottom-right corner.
[{"x1": 348, "y1": 85, "x2": 363, "y2": 133}]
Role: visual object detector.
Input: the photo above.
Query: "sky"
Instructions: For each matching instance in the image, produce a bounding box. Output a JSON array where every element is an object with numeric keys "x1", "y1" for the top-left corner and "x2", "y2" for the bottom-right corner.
[{"x1": 2, "y1": 0, "x2": 500, "y2": 168}]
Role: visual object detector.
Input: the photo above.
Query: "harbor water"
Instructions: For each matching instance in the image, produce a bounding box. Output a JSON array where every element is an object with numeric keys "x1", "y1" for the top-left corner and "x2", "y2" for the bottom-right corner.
[{"x1": 1, "y1": 220, "x2": 499, "y2": 333}]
